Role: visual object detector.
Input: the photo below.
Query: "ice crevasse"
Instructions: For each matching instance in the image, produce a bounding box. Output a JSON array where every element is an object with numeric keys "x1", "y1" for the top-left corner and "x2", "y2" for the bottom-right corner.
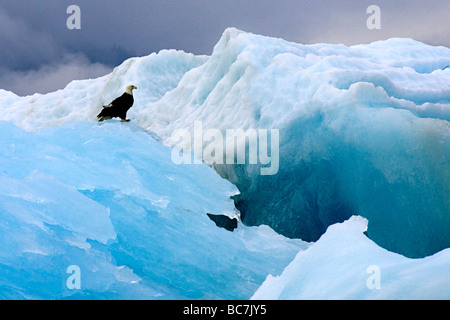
[{"x1": 0, "y1": 28, "x2": 449, "y2": 299}]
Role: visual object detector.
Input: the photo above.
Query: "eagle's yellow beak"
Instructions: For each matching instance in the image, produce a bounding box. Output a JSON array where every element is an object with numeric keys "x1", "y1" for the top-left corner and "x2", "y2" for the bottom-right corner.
[{"x1": 133, "y1": 85, "x2": 137, "y2": 90}]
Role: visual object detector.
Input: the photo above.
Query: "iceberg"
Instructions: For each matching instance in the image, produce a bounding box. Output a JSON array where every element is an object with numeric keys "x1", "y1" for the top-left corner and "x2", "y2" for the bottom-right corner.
[
  {"x1": 1, "y1": 29, "x2": 447, "y2": 258},
  {"x1": 0, "y1": 121, "x2": 306, "y2": 299},
  {"x1": 0, "y1": 28, "x2": 449, "y2": 299},
  {"x1": 252, "y1": 216, "x2": 450, "y2": 300},
  {"x1": 142, "y1": 29, "x2": 450, "y2": 258}
]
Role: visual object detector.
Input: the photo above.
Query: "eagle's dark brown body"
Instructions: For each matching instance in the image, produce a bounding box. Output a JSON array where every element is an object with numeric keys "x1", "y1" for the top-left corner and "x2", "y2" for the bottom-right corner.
[{"x1": 97, "y1": 85, "x2": 137, "y2": 122}]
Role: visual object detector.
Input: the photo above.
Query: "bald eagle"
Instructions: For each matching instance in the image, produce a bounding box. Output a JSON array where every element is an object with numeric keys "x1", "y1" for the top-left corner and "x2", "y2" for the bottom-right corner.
[{"x1": 97, "y1": 85, "x2": 137, "y2": 122}]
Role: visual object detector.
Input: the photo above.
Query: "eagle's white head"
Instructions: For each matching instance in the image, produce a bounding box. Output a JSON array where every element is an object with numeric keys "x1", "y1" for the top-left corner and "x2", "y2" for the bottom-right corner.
[{"x1": 125, "y1": 85, "x2": 137, "y2": 95}]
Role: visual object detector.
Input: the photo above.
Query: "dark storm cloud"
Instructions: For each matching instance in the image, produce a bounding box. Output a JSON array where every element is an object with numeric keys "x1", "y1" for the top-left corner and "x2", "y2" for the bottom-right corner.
[{"x1": 0, "y1": 0, "x2": 449, "y2": 95}]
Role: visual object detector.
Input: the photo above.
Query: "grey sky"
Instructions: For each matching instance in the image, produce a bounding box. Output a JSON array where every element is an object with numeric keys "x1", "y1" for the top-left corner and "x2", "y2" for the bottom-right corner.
[{"x1": 1, "y1": 0, "x2": 449, "y2": 95}]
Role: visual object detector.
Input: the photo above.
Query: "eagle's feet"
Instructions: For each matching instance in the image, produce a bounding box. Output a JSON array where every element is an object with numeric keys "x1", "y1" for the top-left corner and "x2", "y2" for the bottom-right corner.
[{"x1": 121, "y1": 119, "x2": 131, "y2": 122}]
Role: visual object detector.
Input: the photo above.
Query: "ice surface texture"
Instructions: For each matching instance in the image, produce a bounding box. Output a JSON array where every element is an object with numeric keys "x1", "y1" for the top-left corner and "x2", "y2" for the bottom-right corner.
[
  {"x1": 253, "y1": 216, "x2": 450, "y2": 299},
  {"x1": 0, "y1": 121, "x2": 305, "y2": 299}
]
